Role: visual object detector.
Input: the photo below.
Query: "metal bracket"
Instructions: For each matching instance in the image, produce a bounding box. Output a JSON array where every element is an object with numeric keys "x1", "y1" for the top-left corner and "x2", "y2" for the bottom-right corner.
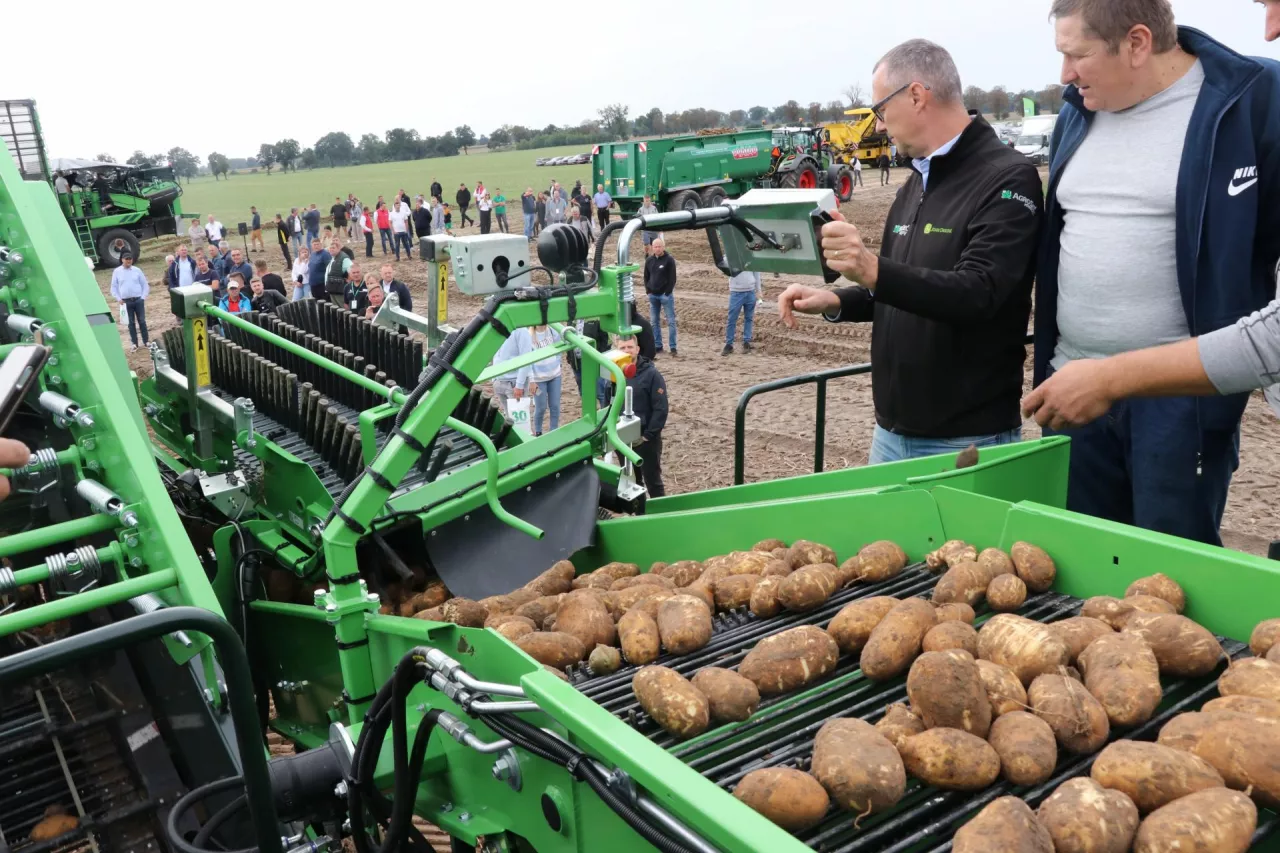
[{"x1": 197, "y1": 470, "x2": 251, "y2": 517}]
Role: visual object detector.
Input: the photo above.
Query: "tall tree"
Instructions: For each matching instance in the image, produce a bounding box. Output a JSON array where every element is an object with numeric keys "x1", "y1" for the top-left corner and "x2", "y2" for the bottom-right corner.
[
  {"x1": 598, "y1": 103, "x2": 630, "y2": 140},
  {"x1": 299, "y1": 148, "x2": 317, "y2": 170},
  {"x1": 314, "y1": 132, "x2": 355, "y2": 167},
  {"x1": 94, "y1": 152, "x2": 116, "y2": 163},
  {"x1": 257, "y1": 143, "x2": 277, "y2": 174},
  {"x1": 207, "y1": 152, "x2": 230, "y2": 180},
  {"x1": 166, "y1": 147, "x2": 200, "y2": 183},
  {"x1": 488, "y1": 127, "x2": 512, "y2": 148},
  {"x1": 807, "y1": 101, "x2": 824, "y2": 124},
  {"x1": 781, "y1": 100, "x2": 803, "y2": 123},
  {"x1": 1037, "y1": 83, "x2": 1066, "y2": 113},
  {"x1": 646, "y1": 107, "x2": 664, "y2": 136},
  {"x1": 825, "y1": 100, "x2": 847, "y2": 121},
  {"x1": 384, "y1": 128, "x2": 423, "y2": 160},
  {"x1": 357, "y1": 133, "x2": 385, "y2": 164},
  {"x1": 729, "y1": 109, "x2": 747, "y2": 126},
  {"x1": 747, "y1": 105, "x2": 769, "y2": 124},
  {"x1": 963, "y1": 85, "x2": 988, "y2": 113},
  {"x1": 988, "y1": 86, "x2": 1010, "y2": 120},
  {"x1": 454, "y1": 125, "x2": 476, "y2": 154},
  {"x1": 431, "y1": 132, "x2": 460, "y2": 157},
  {"x1": 274, "y1": 138, "x2": 300, "y2": 171},
  {"x1": 125, "y1": 150, "x2": 152, "y2": 166},
  {"x1": 843, "y1": 83, "x2": 868, "y2": 108}
]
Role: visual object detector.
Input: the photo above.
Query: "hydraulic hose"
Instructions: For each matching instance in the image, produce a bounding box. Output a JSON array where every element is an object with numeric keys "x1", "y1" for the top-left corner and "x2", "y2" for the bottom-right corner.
[
  {"x1": 592, "y1": 220, "x2": 629, "y2": 271},
  {"x1": 166, "y1": 777, "x2": 256, "y2": 853},
  {"x1": 192, "y1": 794, "x2": 248, "y2": 849}
]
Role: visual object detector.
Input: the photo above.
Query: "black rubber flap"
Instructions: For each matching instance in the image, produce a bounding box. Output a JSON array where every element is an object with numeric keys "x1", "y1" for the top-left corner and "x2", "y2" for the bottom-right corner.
[{"x1": 427, "y1": 462, "x2": 599, "y2": 599}]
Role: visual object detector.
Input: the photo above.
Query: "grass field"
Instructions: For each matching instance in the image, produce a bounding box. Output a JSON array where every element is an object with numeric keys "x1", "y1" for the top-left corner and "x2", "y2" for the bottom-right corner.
[{"x1": 178, "y1": 144, "x2": 595, "y2": 226}]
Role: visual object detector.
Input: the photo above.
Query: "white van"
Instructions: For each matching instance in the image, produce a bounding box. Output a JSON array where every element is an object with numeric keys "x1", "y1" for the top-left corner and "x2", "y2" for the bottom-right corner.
[{"x1": 1015, "y1": 115, "x2": 1058, "y2": 165}]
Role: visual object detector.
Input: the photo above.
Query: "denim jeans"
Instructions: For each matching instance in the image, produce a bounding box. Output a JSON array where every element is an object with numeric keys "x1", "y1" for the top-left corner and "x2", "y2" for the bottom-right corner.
[
  {"x1": 648, "y1": 293, "x2": 677, "y2": 351},
  {"x1": 393, "y1": 232, "x2": 412, "y2": 259},
  {"x1": 726, "y1": 290, "x2": 757, "y2": 346},
  {"x1": 306, "y1": 229, "x2": 318, "y2": 245},
  {"x1": 121, "y1": 296, "x2": 148, "y2": 346},
  {"x1": 492, "y1": 378, "x2": 516, "y2": 415},
  {"x1": 523, "y1": 213, "x2": 536, "y2": 238},
  {"x1": 868, "y1": 423, "x2": 1021, "y2": 465},
  {"x1": 291, "y1": 231, "x2": 303, "y2": 253},
  {"x1": 379, "y1": 228, "x2": 392, "y2": 253},
  {"x1": 533, "y1": 374, "x2": 562, "y2": 434},
  {"x1": 496, "y1": 212, "x2": 509, "y2": 233}
]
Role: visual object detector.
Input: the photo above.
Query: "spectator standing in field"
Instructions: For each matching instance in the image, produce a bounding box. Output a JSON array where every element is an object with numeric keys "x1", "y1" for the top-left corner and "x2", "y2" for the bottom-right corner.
[
  {"x1": 194, "y1": 256, "x2": 220, "y2": 295},
  {"x1": 412, "y1": 198, "x2": 432, "y2": 243},
  {"x1": 219, "y1": 277, "x2": 250, "y2": 317},
  {"x1": 878, "y1": 152, "x2": 891, "y2": 186},
  {"x1": 375, "y1": 202, "x2": 392, "y2": 254},
  {"x1": 187, "y1": 218, "x2": 206, "y2": 250},
  {"x1": 644, "y1": 238, "x2": 678, "y2": 356},
  {"x1": 308, "y1": 239, "x2": 331, "y2": 300},
  {"x1": 378, "y1": 263, "x2": 413, "y2": 312},
  {"x1": 249, "y1": 276, "x2": 288, "y2": 313},
  {"x1": 723, "y1": 268, "x2": 762, "y2": 356},
  {"x1": 360, "y1": 206, "x2": 374, "y2": 257},
  {"x1": 349, "y1": 198, "x2": 363, "y2": 241},
  {"x1": 853, "y1": 158, "x2": 864, "y2": 187},
  {"x1": 517, "y1": 324, "x2": 564, "y2": 436},
  {"x1": 110, "y1": 253, "x2": 150, "y2": 352},
  {"x1": 253, "y1": 259, "x2": 286, "y2": 296},
  {"x1": 166, "y1": 244, "x2": 197, "y2": 290},
  {"x1": 289, "y1": 208, "x2": 305, "y2": 253},
  {"x1": 330, "y1": 197, "x2": 348, "y2": 235},
  {"x1": 275, "y1": 214, "x2": 292, "y2": 266},
  {"x1": 225, "y1": 249, "x2": 254, "y2": 288},
  {"x1": 324, "y1": 239, "x2": 356, "y2": 305},
  {"x1": 576, "y1": 191, "x2": 594, "y2": 238},
  {"x1": 249, "y1": 206, "x2": 264, "y2": 251},
  {"x1": 54, "y1": 171, "x2": 68, "y2": 194},
  {"x1": 456, "y1": 183, "x2": 474, "y2": 228},
  {"x1": 493, "y1": 188, "x2": 509, "y2": 234},
  {"x1": 570, "y1": 207, "x2": 591, "y2": 239},
  {"x1": 521, "y1": 188, "x2": 537, "y2": 239},
  {"x1": 545, "y1": 190, "x2": 567, "y2": 226},
  {"x1": 360, "y1": 276, "x2": 389, "y2": 321},
  {"x1": 593, "y1": 184, "x2": 613, "y2": 229},
  {"x1": 431, "y1": 197, "x2": 446, "y2": 236},
  {"x1": 637, "y1": 195, "x2": 659, "y2": 247},
  {"x1": 341, "y1": 266, "x2": 367, "y2": 312},
  {"x1": 205, "y1": 214, "x2": 225, "y2": 247},
  {"x1": 443, "y1": 204, "x2": 453, "y2": 233},
  {"x1": 388, "y1": 201, "x2": 413, "y2": 260},
  {"x1": 490, "y1": 327, "x2": 534, "y2": 416},
  {"x1": 476, "y1": 181, "x2": 492, "y2": 234},
  {"x1": 430, "y1": 178, "x2": 443, "y2": 203},
  {"x1": 535, "y1": 192, "x2": 547, "y2": 235},
  {"x1": 303, "y1": 204, "x2": 321, "y2": 245},
  {"x1": 291, "y1": 248, "x2": 310, "y2": 301},
  {"x1": 209, "y1": 243, "x2": 229, "y2": 279},
  {"x1": 616, "y1": 335, "x2": 667, "y2": 497}
]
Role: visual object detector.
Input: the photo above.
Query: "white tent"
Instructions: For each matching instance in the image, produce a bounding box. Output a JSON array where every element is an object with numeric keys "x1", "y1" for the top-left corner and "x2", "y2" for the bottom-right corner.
[{"x1": 49, "y1": 158, "x2": 122, "y2": 172}]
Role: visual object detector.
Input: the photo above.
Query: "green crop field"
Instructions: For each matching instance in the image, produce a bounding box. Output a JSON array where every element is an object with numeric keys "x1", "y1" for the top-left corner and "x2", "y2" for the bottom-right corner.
[{"x1": 179, "y1": 143, "x2": 596, "y2": 226}]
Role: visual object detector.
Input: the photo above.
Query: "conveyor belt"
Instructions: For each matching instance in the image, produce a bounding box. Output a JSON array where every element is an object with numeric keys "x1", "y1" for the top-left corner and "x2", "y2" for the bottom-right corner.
[{"x1": 570, "y1": 566, "x2": 1279, "y2": 850}]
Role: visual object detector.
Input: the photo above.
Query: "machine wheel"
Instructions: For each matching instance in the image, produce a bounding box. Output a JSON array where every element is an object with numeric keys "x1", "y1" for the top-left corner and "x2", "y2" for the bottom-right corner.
[
  {"x1": 834, "y1": 166, "x2": 855, "y2": 202},
  {"x1": 96, "y1": 229, "x2": 140, "y2": 268},
  {"x1": 777, "y1": 162, "x2": 820, "y2": 190},
  {"x1": 698, "y1": 186, "x2": 728, "y2": 208},
  {"x1": 666, "y1": 189, "x2": 700, "y2": 214}
]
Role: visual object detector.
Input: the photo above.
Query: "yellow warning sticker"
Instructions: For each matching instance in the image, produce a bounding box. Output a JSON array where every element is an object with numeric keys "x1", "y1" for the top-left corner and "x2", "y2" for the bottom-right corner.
[
  {"x1": 192, "y1": 317, "x2": 211, "y2": 386},
  {"x1": 437, "y1": 263, "x2": 449, "y2": 323}
]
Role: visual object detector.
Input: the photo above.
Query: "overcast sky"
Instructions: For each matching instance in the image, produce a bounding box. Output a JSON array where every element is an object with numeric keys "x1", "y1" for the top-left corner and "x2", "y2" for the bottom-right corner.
[{"x1": 6, "y1": 0, "x2": 1271, "y2": 161}]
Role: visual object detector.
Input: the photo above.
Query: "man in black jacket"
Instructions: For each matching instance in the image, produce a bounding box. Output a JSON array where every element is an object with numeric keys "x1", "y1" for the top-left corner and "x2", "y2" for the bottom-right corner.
[
  {"x1": 412, "y1": 198, "x2": 432, "y2": 242},
  {"x1": 779, "y1": 39, "x2": 1042, "y2": 464},
  {"x1": 430, "y1": 178, "x2": 443, "y2": 203},
  {"x1": 643, "y1": 239, "x2": 678, "y2": 356},
  {"x1": 456, "y1": 184, "x2": 474, "y2": 228},
  {"x1": 617, "y1": 335, "x2": 667, "y2": 498}
]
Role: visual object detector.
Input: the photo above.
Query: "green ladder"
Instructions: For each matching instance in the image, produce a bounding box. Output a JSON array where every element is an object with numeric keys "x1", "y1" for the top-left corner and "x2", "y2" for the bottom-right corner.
[{"x1": 71, "y1": 217, "x2": 95, "y2": 260}]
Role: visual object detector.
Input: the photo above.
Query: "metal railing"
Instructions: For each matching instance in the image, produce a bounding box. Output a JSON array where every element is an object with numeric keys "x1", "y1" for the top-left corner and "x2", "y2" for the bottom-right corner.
[{"x1": 733, "y1": 334, "x2": 1034, "y2": 485}]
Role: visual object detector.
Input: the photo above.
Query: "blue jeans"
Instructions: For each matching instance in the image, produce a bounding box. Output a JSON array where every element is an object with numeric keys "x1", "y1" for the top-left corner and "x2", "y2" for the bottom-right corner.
[
  {"x1": 726, "y1": 290, "x2": 757, "y2": 346},
  {"x1": 1044, "y1": 396, "x2": 1238, "y2": 546},
  {"x1": 523, "y1": 213, "x2": 536, "y2": 239},
  {"x1": 868, "y1": 423, "x2": 1021, "y2": 465},
  {"x1": 393, "y1": 232, "x2": 412, "y2": 259},
  {"x1": 291, "y1": 231, "x2": 303, "y2": 253},
  {"x1": 533, "y1": 374, "x2": 562, "y2": 434},
  {"x1": 306, "y1": 228, "x2": 318, "y2": 245},
  {"x1": 648, "y1": 293, "x2": 677, "y2": 351},
  {"x1": 380, "y1": 228, "x2": 393, "y2": 253}
]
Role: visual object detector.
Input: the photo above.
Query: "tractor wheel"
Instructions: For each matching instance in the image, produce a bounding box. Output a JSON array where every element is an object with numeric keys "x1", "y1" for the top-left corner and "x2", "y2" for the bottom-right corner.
[
  {"x1": 666, "y1": 190, "x2": 700, "y2": 214},
  {"x1": 777, "y1": 162, "x2": 820, "y2": 190},
  {"x1": 834, "y1": 166, "x2": 855, "y2": 202},
  {"x1": 96, "y1": 229, "x2": 140, "y2": 268},
  {"x1": 698, "y1": 186, "x2": 728, "y2": 208}
]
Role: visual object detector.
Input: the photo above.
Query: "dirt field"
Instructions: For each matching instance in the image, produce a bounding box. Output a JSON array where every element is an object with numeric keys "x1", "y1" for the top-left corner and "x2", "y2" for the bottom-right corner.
[{"x1": 100, "y1": 167, "x2": 1280, "y2": 555}]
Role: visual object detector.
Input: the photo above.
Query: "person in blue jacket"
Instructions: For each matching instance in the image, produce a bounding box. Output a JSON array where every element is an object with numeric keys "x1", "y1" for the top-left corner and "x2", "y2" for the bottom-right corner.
[{"x1": 1033, "y1": 0, "x2": 1280, "y2": 546}]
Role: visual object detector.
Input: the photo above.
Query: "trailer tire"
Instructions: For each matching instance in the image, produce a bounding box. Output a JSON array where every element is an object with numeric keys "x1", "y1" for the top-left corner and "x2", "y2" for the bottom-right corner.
[
  {"x1": 96, "y1": 229, "x2": 140, "y2": 268},
  {"x1": 699, "y1": 186, "x2": 728, "y2": 208},
  {"x1": 834, "y1": 166, "x2": 855, "y2": 202},
  {"x1": 667, "y1": 190, "x2": 700, "y2": 214}
]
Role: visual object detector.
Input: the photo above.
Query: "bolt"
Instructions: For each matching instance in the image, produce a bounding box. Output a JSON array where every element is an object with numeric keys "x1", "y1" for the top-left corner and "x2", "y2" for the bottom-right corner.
[
  {"x1": 143, "y1": 404, "x2": 159, "y2": 417},
  {"x1": 334, "y1": 780, "x2": 348, "y2": 798},
  {"x1": 42, "y1": 328, "x2": 56, "y2": 341},
  {"x1": 80, "y1": 436, "x2": 95, "y2": 451},
  {"x1": 13, "y1": 280, "x2": 27, "y2": 291},
  {"x1": 458, "y1": 812, "x2": 471, "y2": 822},
  {"x1": 130, "y1": 556, "x2": 144, "y2": 568},
  {"x1": 47, "y1": 355, "x2": 58, "y2": 367},
  {"x1": 17, "y1": 299, "x2": 30, "y2": 311},
  {"x1": 325, "y1": 603, "x2": 337, "y2": 613},
  {"x1": 366, "y1": 592, "x2": 379, "y2": 604},
  {"x1": 120, "y1": 510, "x2": 139, "y2": 528},
  {"x1": 48, "y1": 375, "x2": 62, "y2": 386},
  {"x1": 416, "y1": 703, "x2": 426, "y2": 712},
  {"x1": 124, "y1": 534, "x2": 139, "y2": 548},
  {"x1": 440, "y1": 803, "x2": 453, "y2": 813},
  {"x1": 76, "y1": 412, "x2": 93, "y2": 428},
  {"x1": 86, "y1": 460, "x2": 101, "y2": 473},
  {"x1": 203, "y1": 688, "x2": 215, "y2": 704}
]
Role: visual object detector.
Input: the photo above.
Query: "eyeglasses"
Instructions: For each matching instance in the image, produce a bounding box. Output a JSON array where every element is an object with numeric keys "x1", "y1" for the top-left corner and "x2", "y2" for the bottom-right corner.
[{"x1": 871, "y1": 82, "x2": 931, "y2": 122}]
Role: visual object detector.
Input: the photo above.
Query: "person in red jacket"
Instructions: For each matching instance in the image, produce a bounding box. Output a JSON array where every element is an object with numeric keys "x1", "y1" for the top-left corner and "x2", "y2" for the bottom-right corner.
[{"x1": 375, "y1": 202, "x2": 392, "y2": 255}]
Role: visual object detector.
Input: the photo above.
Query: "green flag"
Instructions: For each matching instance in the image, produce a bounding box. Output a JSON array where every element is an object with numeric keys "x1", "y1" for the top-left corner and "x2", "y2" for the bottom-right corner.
[{"x1": 1023, "y1": 97, "x2": 1037, "y2": 117}]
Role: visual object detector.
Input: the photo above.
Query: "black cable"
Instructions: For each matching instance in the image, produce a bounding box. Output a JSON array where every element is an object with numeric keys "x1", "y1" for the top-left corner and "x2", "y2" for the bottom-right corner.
[
  {"x1": 592, "y1": 220, "x2": 628, "y2": 271},
  {"x1": 192, "y1": 794, "x2": 248, "y2": 849},
  {"x1": 165, "y1": 776, "x2": 256, "y2": 853}
]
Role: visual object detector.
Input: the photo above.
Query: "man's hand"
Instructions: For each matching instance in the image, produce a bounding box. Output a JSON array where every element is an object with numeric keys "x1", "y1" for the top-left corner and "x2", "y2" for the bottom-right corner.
[
  {"x1": 778, "y1": 284, "x2": 841, "y2": 329},
  {"x1": 512, "y1": 387, "x2": 523, "y2": 401},
  {"x1": 0, "y1": 438, "x2": 32, "y2": 502},
  {"x1": 820, "y1": 211, "x2": 878, "y2": 286},
  {"x1": 1021, "y1": 359, "x2": 1117, "y2": 430}
]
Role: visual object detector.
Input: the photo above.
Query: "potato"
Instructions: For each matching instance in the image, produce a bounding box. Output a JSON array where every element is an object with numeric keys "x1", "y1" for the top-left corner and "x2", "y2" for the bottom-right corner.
[
  {"x1": 491, "y1": 614, "x2": 538, "y2": 639},
  {"x1": 898, "y1": 727, "x2": 1000, "y2": 791},
  {"x1": 1157, "y1": 709, "x2": 1280, "y2": 807},
  {"x1": 722, "y1": 551, "x2": 776, "y2": 578},
  {"x1": 632, "y1": 666, "x2": 709, "y2": 739},
  {"x1": 516, "y1": 632, "x2": 586, "y2": 669},
  {"x1": 1268, "y1": 644, "x2": 1280, "y2": 664},
  {"x1": 572, "y1": 572, "x2": 616, "y2": 591},
  {"x1": 648, "y1": 561, "x2": 668, "y2": 576},
  {"x1": 739, "y1": 626, "x2": 839, "y2": 695},
  {"x1": 1080, "y1": 596, "x2": 1136, "y2": 631},
  {"x1": 589, "y1": 644, "x2": 622, "y2": 675},
  {"x1": 977, "y1": 614, "x2": 1070, "y2": 686},
  {"x1": 922, "y1": 620, "x2": 979, "y2": 657},
  {"x1": 989, "y1": 711, "x2": 1058, "y2": 786},
  {"x1": 413, "y1": 605, "x2": 445, "y2": 622},
  {"x1": 827, "y1": 596, "x2": 898, "y2": 656},
  {"x1": 543, "y1": 664, "x2": 571, "y2": 681},
  {"x1": 1218, "y1": 656, "x2": 1280, "y2": 702},
  {"x1": 987, "y1": 574, "x2": 1028, "y2": 612},
  {"x1": 1049, "y1": 616, "x2": 1114, "y2": 666},
  {"x1": 485, "y1": 612, "x2": 533, "y2": 630},
  {"x1": 934, "y1": 602, "x2": 976, "y2": 624},
  {"x1": 1202, "y1": 694, "x2": 1280, "y2": 720},
  {"x1": 856, "y1": 540, "x2": 908, "y2": 583},
  {"x1": 1124, "y1": 573, "x2": 1186, "y2": 613},
  {"x1": 733, "y1": 768, "x2": 828, "y2": 831},
  {"x1": 1126, "y1": 594, "x2": 1179, "y2": 619},
  {"x1": 749, "y1": 576, "x2": 785, "y2": 619},
  {"x1": 834, "y1": 556, "x2": 862, "y2": 588},
  {"x1": 629, "y1": 590, "x2": 676, "y2": 622},
  {"x1": 618, "y1": 610, "x2": 661, "y2": 665},
  {"x1": 932, "y1": 560, "x2": 990, "y2": 607},
  {"x1": 1011, "y1": 541, "x2": 1056, "y2": 593},
  {"x1": 875, "y1": 703, "x2": 925, "y2": 749},
  {"x1": 977, "y1": 547, "x2": 1015, "y2": 579},
  {"x1": 1028, "y1": 673, "x2": 1110, "y2": 754},
  {"x1": 811, "y1": 718, "x2": 906, "y2": 814},
  {"x1": 1090, "y1": 740, "x2": 1224, "y2": 813},
  {"x1": 1078, "y1": 632, "x2": 1162, "y2": 727},
  {"x1": 612, "y1": 574, "x2": 674, "y2": 591},
  {"x1": 1157, "y1": 711, "x2": 1222, "y2": 752},
  {"x1": 677, "y1": 582, "x2": 715, "y2": 614},
  {"x1": 691, "y1": 667, "x2": 760, "y2": 723},
  {"x1": 606, "y1": 585, "x2": 668, "y2": 620},
  {"x1": 860, "y1": 598, "x2": 936, "y2": 681},
  {"x1": 713, "y1": 575, "x2": 760, "y2": 612},
  {"x1": 526, "y1": 565, "x2": 574, "y2": 596},
  {"x1": 925, "y1": 539, "x2": 977, "y2": 573},
  {"x1": 906, "y1": 651, "x2": 992, "y2": 736},
  {"x1": 555, "y1": 591, "x2": 617, "y2": 649},
  {"x1": 403, "y1": 581, "x2": 450, "y2": 614},
  {"x1": 953, "y1": 796, "x2": 1053, "y2": 853},
  {"x1": 1037, "y1": 777, "x2": 1138, "y2": 853},
  {"x1": 1122, "y1": 612, "x2": 1223, "y2": 678},
  {"x1": 596, "y1": 561, "x2": 641, "y2": 582},
  {"x1": 761, "y1": 559, "x2": 792, "y2": 578},
  {"x1": 657, "y1": 560, "x2": 704, "y2": 588},
  {"x1": 515, "y1": 594, "x2": 565, "y2": 628},
  {"x1": 440, "y1": 598, "x2": 488, "y2": 627},
  {"x1": 752, "y1": 538, "x2": 787, "y2": 553},
  {"x1": 1133, "y1": 788, "x2": 1256, "y2": 853},
  {"x1": 657, "y1": 595, "x2": 713, "y2": 655},
  {"x1": 787, "y1": 539, "x2": 836, "y2": 569},
  {"x1": 976, "y1": 659, "x2": 1028, "y2": 717},
  {"x1": 770, "y1": 546, "x2": 789, "y2": 561},
  {"x1": 778, "y1": 564, "x2": 838, "y2": 612},
  {"x1": 1250, "y1": 618, "x2": 1280, "y2": 657}
]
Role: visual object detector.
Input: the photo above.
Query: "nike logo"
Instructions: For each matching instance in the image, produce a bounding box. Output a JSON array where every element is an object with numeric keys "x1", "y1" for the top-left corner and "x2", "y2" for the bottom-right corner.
[
  {"x1": 1228, "y1": 178, "x2": 1258, "y2": 197},
  {"x1": 1229, "y1": 166, "x2": 1258, "y2": 197}
]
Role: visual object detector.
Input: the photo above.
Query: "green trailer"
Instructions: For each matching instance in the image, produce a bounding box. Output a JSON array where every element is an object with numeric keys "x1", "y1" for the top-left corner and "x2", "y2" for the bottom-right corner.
[{"x1": 593, "y1": 127, "x2": 855, "y2": 217}]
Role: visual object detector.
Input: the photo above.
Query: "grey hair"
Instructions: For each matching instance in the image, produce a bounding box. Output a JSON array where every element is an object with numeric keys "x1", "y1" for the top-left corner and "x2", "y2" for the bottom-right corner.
[{"x1": 873, "y1": 39, "x2": 964, "y2": 104}]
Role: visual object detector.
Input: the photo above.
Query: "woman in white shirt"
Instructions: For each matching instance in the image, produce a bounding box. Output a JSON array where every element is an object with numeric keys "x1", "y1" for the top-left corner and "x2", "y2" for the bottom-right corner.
[
  {"x1": 517, "y1": 325, "x2": 563, "y2": 436},
  {"x1": 291, "y1": 248, "x2": 310, "y2": 301}
]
